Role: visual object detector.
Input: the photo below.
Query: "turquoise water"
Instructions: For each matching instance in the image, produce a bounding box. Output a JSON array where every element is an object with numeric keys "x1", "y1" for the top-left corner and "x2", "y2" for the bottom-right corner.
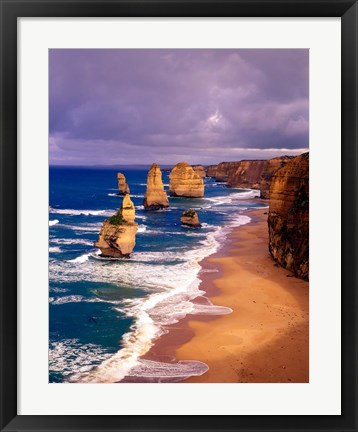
[{"x1": 49, "y1": 167, "x2": 267, "y2": 383}]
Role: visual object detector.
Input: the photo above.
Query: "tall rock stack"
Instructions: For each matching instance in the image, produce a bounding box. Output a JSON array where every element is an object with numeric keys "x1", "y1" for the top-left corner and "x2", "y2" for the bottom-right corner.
[
  {"x1": 117, "y1": 172, "x2": 130, "y2": 195},
  {"x1": 169, "y1": 162, "x2": 204, "y2": 198},
  {"x1": 143, "y1": 163, "x2": 170, "y2": 210},
  {"x1": 268, "y1": 152, "x2": 309, "y2": 280},
  {"x1": 95, "y1": 194, "x2": 138, "y2": 258}
]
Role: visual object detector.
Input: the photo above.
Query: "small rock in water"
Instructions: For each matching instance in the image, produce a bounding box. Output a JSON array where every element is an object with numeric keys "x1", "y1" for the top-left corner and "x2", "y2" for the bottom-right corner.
[{"x1": 180, "y1": 209, "x2": 202, "y2": 228}]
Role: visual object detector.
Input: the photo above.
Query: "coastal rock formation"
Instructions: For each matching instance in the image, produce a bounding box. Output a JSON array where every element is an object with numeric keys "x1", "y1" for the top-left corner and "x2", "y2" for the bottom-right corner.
[
  {"x1": 192, "y1": 165, "x2": 206, "y2": 178},
  {"x1": 206, "y1": 165, "x2": 218, "y2": 177},
  {"x1": 268, "y1": 152, "x2": 309, "y2": 280},
  {"x1": 227, "y1": 160, "x2": 267, "y2": 189},
  {"x1": 259, "y1": 156, "x2": 293, "y2": 199},
  {"x1": 120, "y1": 194, "x2": 136, "y2": 222},
  {"x1": 215, "y1": 162, "x2": 241, "y2": 182},
  {"x1": 117, "y1": 172, "x2": 130, "y2": 195},
  {"x1": 169, "y1": 162, "x2": 204, "y2": 198},
  {"x1": 143, "y1": 163, "x2": 170, "y2": 210},
  {"x1": 95, "y1": 195, "x2": 138, "y2": 257},
  {"x1": 180, "y1": 209, "x2": 201, "y2": 227}
]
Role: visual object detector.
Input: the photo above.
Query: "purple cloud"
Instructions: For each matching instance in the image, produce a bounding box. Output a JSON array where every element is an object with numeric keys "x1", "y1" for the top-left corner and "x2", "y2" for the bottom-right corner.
[{"x1": 49, "y1": 49, "x2": 308, "y2": 165}]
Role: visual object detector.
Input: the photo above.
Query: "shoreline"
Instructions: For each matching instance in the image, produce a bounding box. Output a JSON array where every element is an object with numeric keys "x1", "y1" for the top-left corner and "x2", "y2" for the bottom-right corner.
[{"x1": 142, "y1": 207, "x2": 309, "y2": 383}]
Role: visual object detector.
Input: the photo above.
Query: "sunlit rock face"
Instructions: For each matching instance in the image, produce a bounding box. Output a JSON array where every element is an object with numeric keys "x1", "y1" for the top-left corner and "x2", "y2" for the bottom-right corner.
[
  {"x1": 117, "y1": 172, "x2": 130, "y2": 195},
  {"x1": 268, "y1": 153, "x2": 309, "y2": 280},
  {"x1": 169, "y1": 162, "x2": 204, "y2": 198},
  {"x1": 95, "y1": 194, "x2": 138, "y2": 258},
  {"x1": 143, "y1": 163, "x2": 170, "y2": 210},
  {"x1": 180, "y1": 209, "x2": 201, "y2": 227},
  {"x1": 258, "y1": 156, "x2": 294, "y2": 199}
]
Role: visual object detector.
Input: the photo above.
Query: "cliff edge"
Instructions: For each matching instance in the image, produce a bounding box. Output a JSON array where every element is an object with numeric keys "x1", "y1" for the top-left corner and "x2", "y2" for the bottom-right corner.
[{"x1": 268, "y1": 153, "x2": 309, "y2": 280}]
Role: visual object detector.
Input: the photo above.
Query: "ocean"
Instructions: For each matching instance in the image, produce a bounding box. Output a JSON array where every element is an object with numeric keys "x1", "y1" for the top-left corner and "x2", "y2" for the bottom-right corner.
[{"x1": 49, "y1": 166, "x2": 268, "y2": 383}]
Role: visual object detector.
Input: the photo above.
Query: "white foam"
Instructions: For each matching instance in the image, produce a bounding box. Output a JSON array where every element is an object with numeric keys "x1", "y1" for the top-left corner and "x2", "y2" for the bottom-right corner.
[
  {"x1": 191, "y1": 303, "x2": 232, "y2": 315},
  {"x1": 49, "y1": 294, "x2": 120, "y2": 306},
  {"x1": 137, "y1": 224, "x2": 147, "y2": 233},
  {"x1": 50, "y1": 238, "x2": 93, "y2": 246},
  {"x1": 59, "y1": 222, "x2": 102, "y2": 232},
  {"x1": 49, "y1": 339, "x2": 113, "y2": 378},
  {"x1": 49, "y1": 207, "x2": 114, "y2": 216},
  {"x1": 68, "y1": 249, "x2": 100, "y2": 263},
  {"x1": 50, "y1": 287, "x2": 69, "y2": 293},
  {"x1": 49, "y1": 246, "x2": 62, "y2": 253},
  {"x1": 125, "y1": 359, "x2": 208, "y2": 382},
  {"x1": 107, "y1": 193, "x2": 118, "y2": 197},
  {"x1": 135, "y1": 214, "x2": 147, "y2": 220},
  {"x1": 49, "y1": 219, "x2": 59, "y2": 226},
  {"x1": 50, "y1": 295, "x2": 85, "y2": 305},
  {"x1": 50, "y1": 197, "x2": 253, "y2": 383}
]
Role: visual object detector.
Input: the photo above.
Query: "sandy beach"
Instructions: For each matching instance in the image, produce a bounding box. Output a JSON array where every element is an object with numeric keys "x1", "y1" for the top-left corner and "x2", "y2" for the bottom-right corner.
[{"x1": 145, "y1": 208, "x2": 309, "y2": 383}]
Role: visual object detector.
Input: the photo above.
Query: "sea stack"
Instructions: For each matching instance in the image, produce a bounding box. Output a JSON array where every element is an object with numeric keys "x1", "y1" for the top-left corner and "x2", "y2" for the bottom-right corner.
[
  {"x1": 169, "y1": 162, "x2": 204, "y2": 198},
  {"x1": 117, "y1": 172, "x2": 130, "y2": 195},
  {"x1": 180, "y1": 209, "x2": 201, "y2": 227},
  {"x1": 268, "y1": 152, "x2": 309, "y2": 279},
  {"x1": 95, "y1": 194, "x2": 138, "y2": 258},
  {"x1": 143, "y1": 163, "x2": 170, "y2": 210}
]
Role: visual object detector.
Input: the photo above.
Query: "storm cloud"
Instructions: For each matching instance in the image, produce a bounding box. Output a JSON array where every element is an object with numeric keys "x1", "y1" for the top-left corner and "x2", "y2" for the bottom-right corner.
[{"x1": 49, "y1": 49, "x2": 308, "y2": 165}]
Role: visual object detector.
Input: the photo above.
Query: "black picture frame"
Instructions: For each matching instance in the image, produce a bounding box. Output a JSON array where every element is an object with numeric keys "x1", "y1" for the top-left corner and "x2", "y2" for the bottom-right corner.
[{"x1": 1, "y1": 1, "x2": 357, "y2": 431}]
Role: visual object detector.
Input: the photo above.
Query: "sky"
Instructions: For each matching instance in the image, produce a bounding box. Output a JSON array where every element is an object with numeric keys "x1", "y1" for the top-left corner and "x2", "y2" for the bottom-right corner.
[{"x1": 49, "y1": 49, "x2": 309, "y2": 166}]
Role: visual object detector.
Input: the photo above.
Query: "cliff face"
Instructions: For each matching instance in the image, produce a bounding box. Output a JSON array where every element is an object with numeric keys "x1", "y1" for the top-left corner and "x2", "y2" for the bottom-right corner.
[
  {"x1": 95, "y1": 195, "x2": 138, "y2": 257},
  {"x1": 268, "y1": 152, "x2": 309, "y2": 280},
  {"x1": 169, "y1": 162, "x2": 204, "y2": 197},
  {"x1": 117, "y1": 172, "x2": 130, "y2": 195},
  {"x1": 206, "y1": 165, "x2": 218, "y2": 177},
  {"x1": 180, "y1": 209, "x2": 201, "y2": 227},
  {"x1": 215, "y1": 162, "x2": 241, "y2": 182},
  {"x1": 143, "y1": 163, "x2": 170, "y2": 210},
  {"x1": 227, "y1": 160, "x2": 267, "y2": 189},
  {"x1": 192, "y1": 165, "x2": 206, "y2": 178},
  {"x1": 259, "y1": 156, "x2": 294, "y2": 199}
]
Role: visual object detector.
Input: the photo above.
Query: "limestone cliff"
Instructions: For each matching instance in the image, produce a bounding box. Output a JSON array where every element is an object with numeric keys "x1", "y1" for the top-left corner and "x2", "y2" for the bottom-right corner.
[
  {"x1": 95, "y1": 195, "x2": 138, "y2": 257},
  {"x1": 259, "y1": 156, "x2": 294, "y2": 199},
  {"x1": 268, "y1": 153, "x2": 309, "y2": 280},
  {"x1": 215, "y1": 162, "x2": 241, "y2": 182},
  {"x1": 180, "y1": 209, "x2": 201, "y2": 227},
  {"x1": 169, "y1": 162, "x2": 204, "y2": 198},
  {"x1": 227, "y1": 160, "x2": 267, "y2": 189},
  {"x1": 206, "y1": 165, "x2": 218, "y2": 177},
  {"x1": 117, "y1": 172, "x2": 130, "y2": 195},
  {"x1": 143, "y1": 163, "x2": 170, "y2": 210},
  {"x1": 191, "y1": 165, "x2": 206, "y2": 178}
]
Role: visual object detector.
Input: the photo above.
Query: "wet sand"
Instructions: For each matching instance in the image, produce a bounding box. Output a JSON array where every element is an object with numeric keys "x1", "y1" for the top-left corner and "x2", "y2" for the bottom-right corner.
[{"x1": 144, "y1": 209, "x2": 309, "y2": 383}]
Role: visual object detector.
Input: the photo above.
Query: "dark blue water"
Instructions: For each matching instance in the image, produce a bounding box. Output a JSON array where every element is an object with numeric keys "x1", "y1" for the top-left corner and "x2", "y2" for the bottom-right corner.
[{"x1": 49, "y1": 166, "x2": 267, "y2": 383}]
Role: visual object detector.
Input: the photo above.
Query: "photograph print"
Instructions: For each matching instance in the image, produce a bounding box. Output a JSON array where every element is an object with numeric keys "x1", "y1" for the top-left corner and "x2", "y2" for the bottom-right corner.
[{"x1": 49, "y1": 49, "x2": 309, "y2": 383}]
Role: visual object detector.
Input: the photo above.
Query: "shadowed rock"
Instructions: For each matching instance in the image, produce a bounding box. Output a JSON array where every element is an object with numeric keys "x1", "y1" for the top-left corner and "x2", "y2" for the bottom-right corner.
[{"x1": 268, "y1": 153, "x2": 309, "y2": 280}]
